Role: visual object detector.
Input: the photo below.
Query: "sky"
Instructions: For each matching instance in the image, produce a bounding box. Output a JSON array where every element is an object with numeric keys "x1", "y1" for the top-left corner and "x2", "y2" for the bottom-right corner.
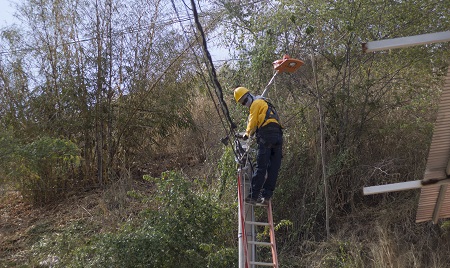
[
  {"x1": 0, "y1": 0, "x2": 18, "y2": 28},
  {"x1": 0, "y1": 0, "x2": 229, "y2": 61}
]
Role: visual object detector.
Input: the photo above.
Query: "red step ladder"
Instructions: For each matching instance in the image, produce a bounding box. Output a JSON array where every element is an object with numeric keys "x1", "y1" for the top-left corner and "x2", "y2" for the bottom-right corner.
[{"x1": 238, "y1": 171, "x2": 278, "y2": 268}]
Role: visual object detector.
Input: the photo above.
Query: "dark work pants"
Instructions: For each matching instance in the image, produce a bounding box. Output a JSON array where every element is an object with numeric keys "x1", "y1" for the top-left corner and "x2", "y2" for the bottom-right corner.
[{"x1": 249, "y1": 124, "x2": 283, "y2": 199}]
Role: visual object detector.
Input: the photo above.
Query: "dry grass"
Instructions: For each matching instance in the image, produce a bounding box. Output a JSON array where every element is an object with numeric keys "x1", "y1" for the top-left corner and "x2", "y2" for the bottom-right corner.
[
  {"x1": 0, "y1": 177, "x2": 153, "y2": 265},
  {"x1": 275, "y1": 195, "x2": 450, "y2": 268},
  {"x1": 0, "y1": 94, "x2": 227, "y2": 266}
]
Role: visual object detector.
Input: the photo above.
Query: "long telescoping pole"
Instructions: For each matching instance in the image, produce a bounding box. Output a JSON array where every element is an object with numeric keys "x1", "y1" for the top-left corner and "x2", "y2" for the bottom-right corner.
[
  {"x1": 260, "y1": 71, "x2": 279, "y2": 98},
  {"x1": 238, "y1": 189, "x2": 244, "y2": 268}
]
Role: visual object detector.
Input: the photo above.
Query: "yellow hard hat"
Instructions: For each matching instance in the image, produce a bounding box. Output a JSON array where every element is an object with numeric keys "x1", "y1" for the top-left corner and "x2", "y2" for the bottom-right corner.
[{"x1": 234, "y1": 87, "x2": 249, "y2": 103}]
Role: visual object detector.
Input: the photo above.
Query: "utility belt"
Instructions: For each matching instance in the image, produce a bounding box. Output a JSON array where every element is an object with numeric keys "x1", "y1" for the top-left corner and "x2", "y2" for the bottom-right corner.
[{"x1": 257, "y1": 122, "x2": 282, "y2": 134}]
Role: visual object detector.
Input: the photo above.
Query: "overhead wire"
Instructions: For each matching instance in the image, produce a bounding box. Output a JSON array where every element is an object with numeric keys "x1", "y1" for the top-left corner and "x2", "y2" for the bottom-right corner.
[
  {"x1": 1, "y1": 0, "x2": 246, "y2": 148},
  {"x1": 170, "y1": 0, "x2": 233, "y2": 149},
  {"x1": 0, "y1": 7, "x2": 208, "y2": 56},
  {"x1": 179, "y1": 0, "x2": 241, "y2": 154},
  {"x1": 0, "y1": 0, "x2": 272, "y2": 57},
  {"x1": 189, "y1": 0, "x2": 236, "y2": 130},
  {"x1": 0, "y1": 15, "x2": 176, "y2": 55}
]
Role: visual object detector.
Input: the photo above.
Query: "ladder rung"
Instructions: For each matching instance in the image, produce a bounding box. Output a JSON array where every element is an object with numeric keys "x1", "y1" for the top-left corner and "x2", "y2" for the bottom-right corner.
[
  {"x1": 242, "y1": 197, "x2": 268, "y2": 206},
  {"x1": 245, "y1": 221, "x2": 270, "y2": 226},
  {"x1": 244, "y1": 202, "x2": 268, "y2": 207},
  {"x1": 250, "y1": 261, "x2": 274, "y2": 266},
  {"x1": 248, "y1": 241, "x2": 272, "y2": 246}
]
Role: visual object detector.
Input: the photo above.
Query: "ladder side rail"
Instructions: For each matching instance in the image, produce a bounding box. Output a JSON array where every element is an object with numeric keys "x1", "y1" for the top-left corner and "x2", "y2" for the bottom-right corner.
[
  {"x1": 237, "y1": 171, "x2": 250, "y2": 268},
  {"x1": 248, "y1": 205, "x2": 256, "y2": 268},
  {"x1": 243, "y1": 156, "x2": 256, "y2": 267},
  {"x1": 267, "y1": 201, "x2": 279, "y2": 267},
  {"x1": 243, "y1": 159, "x2": 256, "y2": 267}
]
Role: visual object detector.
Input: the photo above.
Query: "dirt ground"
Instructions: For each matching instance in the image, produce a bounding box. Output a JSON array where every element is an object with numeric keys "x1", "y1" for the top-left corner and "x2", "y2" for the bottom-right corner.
[{"x1": 0, "y1": 179, "x2": 151, "y2": 266}]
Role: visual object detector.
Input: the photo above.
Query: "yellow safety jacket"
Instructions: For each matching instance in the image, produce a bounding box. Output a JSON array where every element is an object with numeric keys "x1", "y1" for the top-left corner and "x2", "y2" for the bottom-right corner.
[{"x1": 245, "y1": 99, "x2": 280, "y2": 137}]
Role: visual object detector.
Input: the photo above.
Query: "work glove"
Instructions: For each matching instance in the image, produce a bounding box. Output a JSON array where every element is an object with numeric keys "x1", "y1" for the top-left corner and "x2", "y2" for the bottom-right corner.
[{"x1": 235, "y1": 133, "x2": 248, "y2": 140}]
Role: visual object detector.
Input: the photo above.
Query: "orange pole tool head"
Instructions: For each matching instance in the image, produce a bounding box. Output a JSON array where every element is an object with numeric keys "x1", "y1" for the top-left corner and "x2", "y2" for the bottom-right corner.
[{"x1": 272, "y1": 54, "x2": 304, "y2": 73}]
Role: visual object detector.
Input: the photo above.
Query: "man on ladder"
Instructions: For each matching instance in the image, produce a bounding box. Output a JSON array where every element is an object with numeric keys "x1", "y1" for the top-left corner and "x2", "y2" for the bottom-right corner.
[
  {"x1": 233, "y1": 56, "x2": 302, "y2": 268},
  {"x1": 234, "y1": 86, "x2": 283, "y2": 205}
]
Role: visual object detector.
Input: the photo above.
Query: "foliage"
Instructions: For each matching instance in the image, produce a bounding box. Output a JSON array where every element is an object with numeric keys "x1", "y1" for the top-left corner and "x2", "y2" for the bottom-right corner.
[
  {"x1": 217, "y1": 145, "x2": 238, "y2": 199},
  {"x1": 0, "y1": 135, "x2": 81, "y2": 205},
  {"x1": 217, "y1": 0, "x2": 450, "y2": 266},
  {"x1": 1, "y1": 0, "x2": 450, "y2": 267},
  {"x1": 219, "y1": 0, "x2": 449, "y2": 218},
  {"x1": 28, "y1": 137, "x2": 80, "y2": 204},
  {"x1": 29, "y1": 171, "x2": 237, "y2": 267},
  {"x1": 0, "y1": 0, "x2": 200, "y2": 188},
  {"x1": 0, "y1": 130, "x2": 18, "y2": 186}
]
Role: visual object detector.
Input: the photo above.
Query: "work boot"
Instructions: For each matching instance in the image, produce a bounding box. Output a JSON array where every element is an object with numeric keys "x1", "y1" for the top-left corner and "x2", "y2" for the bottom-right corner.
[
  {"x1": 257, "y1": 196, "x2": 269, "y2": 206},
  {"x1": 255, "y1": 192, "x2": 269, "y2": 206}
]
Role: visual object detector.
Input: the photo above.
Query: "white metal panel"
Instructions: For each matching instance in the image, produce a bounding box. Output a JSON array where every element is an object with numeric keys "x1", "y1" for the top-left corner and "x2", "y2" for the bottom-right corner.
[
  {"x1": 362, "y1": 31, "x2": 450, "y2": 52},
  {"x1": 363, "y1": 180, "x2": 422, "y2": 195}
]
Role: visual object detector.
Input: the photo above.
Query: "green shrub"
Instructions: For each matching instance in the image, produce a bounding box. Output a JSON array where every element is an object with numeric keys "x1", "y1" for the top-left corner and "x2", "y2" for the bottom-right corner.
[
  {"x1": 2, "y1": 135, "x2": 81, "y2": 205},
  {"x1": 38, "y1": 171, "x2": 238, "y2": 267},
  {"x1": 0, "y1": 130, "x2": 18, "y2": 187}
]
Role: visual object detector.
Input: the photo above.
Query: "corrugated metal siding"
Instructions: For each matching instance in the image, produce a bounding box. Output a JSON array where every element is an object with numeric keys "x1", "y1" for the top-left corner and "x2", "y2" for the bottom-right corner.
[
  {"x1": 416, "y1": 185, "x2": 450, "y2": 222},
  {"x1": 416, "y1": 67, "x2": 450, "y2": 223}
]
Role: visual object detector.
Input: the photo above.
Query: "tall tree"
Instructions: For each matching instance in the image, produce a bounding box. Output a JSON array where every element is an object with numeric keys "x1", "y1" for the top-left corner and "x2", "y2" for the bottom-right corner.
[
  {"x1": 216, "y1": 0, "x2": 450, "y2": 238},
  {"x1": 0, "y1": 0, "x2": 202, "y2": 200}
]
